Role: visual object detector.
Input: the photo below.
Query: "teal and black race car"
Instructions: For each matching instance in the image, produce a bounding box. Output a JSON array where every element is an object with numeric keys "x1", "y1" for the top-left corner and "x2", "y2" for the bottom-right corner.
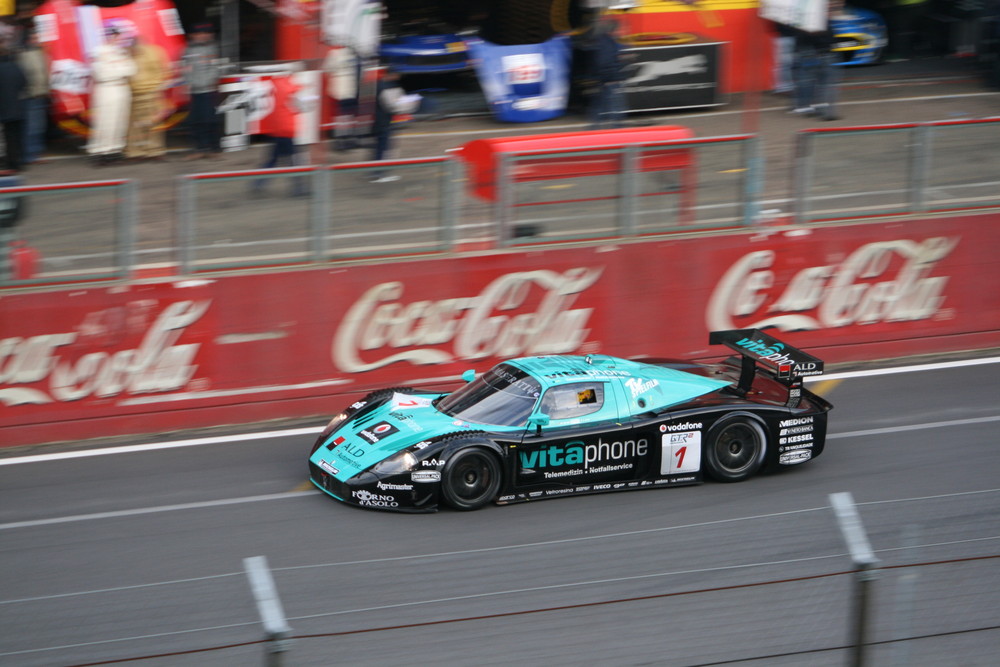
[{"x1": 308, "y1": 329, "x2": 832, "y2": 512}]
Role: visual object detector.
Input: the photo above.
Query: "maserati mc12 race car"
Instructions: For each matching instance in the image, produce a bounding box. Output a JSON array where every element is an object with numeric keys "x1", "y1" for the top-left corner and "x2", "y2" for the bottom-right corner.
[{"x1": 308, "y1": 329, "x2": 832, "y2": 512}]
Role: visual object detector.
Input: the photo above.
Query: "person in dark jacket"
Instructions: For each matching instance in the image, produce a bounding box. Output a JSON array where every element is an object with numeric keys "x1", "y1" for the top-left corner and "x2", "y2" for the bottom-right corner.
[
  {"x1": 788, "y1": 17, "x2": 841, "y2": 121},
  {"x1": 0, "y1": 39, "x2": 27, "y2": 172},
  {"x1": 181, "y1": 23, "x2": 222, "y2": 159},
  {"x1": 369, "y1": 68, "x2": 420, "y2": 183},
  {"x1": 587, "y1": 16, "x2": 627, "y2": 130}
]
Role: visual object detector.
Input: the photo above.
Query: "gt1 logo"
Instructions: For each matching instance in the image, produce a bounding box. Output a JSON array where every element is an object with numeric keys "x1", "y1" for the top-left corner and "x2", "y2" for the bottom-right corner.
[{"x1": 661, "y1": 431, "x2": 701, "y2": 475}]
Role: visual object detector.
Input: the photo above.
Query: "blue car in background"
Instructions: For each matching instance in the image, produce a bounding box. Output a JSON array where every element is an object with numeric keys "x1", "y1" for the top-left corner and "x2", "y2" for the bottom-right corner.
[
  {"x1": 831, "y1": 6, "x2": 888, "y2": 65},
  {"x1": 380, "y1": 31, "x2": 471, "y2": 73}
]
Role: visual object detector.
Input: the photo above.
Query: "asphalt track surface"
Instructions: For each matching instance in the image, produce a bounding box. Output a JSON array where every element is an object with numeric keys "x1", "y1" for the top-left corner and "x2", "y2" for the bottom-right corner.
[{"x1": 1, "y1": 356, "x2": 999, "y2": 666}]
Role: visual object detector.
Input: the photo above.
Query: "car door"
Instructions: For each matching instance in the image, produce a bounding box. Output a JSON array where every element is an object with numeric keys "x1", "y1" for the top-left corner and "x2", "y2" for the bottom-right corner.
[{"x1": 514, "y1": 381, "x2": 647, "y2": 494}]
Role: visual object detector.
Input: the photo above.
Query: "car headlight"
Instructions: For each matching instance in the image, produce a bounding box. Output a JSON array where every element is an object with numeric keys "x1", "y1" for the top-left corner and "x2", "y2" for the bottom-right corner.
[
  {"x1": 321, "y1": 412, "x2": 349, "y2": 438},
  {"x1": 372, "y1": 450, "x2": 418, "y2": 475}
]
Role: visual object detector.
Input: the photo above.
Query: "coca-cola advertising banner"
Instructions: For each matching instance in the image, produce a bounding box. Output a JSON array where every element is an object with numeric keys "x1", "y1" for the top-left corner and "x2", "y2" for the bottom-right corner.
[
  {"x1": 2, "y1": 214, "x2": 999, "y2": 446},
  {"x1": 33, "y1": 0, "x2": 187, "y2": 136}
]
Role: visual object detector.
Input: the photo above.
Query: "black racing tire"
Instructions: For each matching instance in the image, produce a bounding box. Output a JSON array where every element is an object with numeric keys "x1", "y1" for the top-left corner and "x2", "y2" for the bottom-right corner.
[
  {"x1": 440, "y1": 448, "x2": 502, "y2": 511},
  {"x1": 704, "y1": 415, "x2": 767, "y2": 483}
]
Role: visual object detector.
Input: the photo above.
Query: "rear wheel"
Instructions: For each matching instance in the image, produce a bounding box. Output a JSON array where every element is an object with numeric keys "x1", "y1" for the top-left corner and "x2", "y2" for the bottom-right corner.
[
  {"x1": 441, "y1": 448, "x2": 502, "y2": 511},
  {"x1": 704, "y1": 416, "x2": 767, "y2": 482}
]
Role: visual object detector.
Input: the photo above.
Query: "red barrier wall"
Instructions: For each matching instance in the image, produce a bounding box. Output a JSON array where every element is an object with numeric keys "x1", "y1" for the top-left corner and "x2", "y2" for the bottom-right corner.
[{"x1": 3, "y1": 213, "x2": 999, "y2": 447}]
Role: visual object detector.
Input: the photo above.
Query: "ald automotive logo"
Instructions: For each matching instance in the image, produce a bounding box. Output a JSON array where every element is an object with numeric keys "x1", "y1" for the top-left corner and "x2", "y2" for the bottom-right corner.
[{"x1": 520, "y1": 438, "x2": 648, "y2": 477}]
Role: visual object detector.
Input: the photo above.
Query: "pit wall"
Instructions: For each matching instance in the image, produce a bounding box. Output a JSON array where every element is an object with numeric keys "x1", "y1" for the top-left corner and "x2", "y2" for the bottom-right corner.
[{"x1": 2, "y1": 213, "x2": 999, "y2": 447}]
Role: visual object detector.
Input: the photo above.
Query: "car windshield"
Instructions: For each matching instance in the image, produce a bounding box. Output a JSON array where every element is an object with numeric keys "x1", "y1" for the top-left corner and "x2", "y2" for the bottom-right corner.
[{"x1": 435, "y1": 363, "x2": 541, "y2": 427}]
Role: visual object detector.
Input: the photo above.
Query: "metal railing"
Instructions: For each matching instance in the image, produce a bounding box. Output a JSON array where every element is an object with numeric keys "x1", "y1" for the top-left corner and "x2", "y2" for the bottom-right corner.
[
  {"x1": 492, "y1": 134, "x2": 761, "y2": 245},
  {"x1": 0, "y1": 179, "x2": 137, "y2": 284},
  {"x1": 176, "y1": 157, "x2": 461, "y2": 273},
  {"x1": 792, "y1": 117, "x2": 1000, "y2": 223},
  {"x1": 3, "y1": 117, "x2": 1000, "y2": 285}
]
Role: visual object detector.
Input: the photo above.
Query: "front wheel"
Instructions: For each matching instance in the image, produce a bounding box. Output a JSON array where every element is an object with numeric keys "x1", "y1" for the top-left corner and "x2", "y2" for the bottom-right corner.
[
  {"x1": 441, "y1": 448, "x2": 502, "y2": 511},
  {"x1": 704, "y1": 416, "x2": 767, "y2": 482}
]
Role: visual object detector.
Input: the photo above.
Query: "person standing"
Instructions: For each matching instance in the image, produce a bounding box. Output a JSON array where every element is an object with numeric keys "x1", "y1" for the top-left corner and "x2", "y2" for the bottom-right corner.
[
  {"x1": 789, "y1": 10, "x2": 841, "y2": 122},
  {"x1": 182, "y1": 23, "x2": 221, "y2": 159},
  {"x1": 125, "y1": 36, "x2": 168, "y2": 161},
  {"x1": 322, "y1": 40, "x2": 359, "y2": 151},
  {"x1": 369, "y1": 68, "x2": 419, "y2": 183},
  {"x1": 587, "y1": 16, "x2": 628, "y2": 130},
  {"x1": 87, "y1": 20, "x2": 136, "y2": 165},
  {"x1": 884, "y1": 0, "x2": 930, "y2": 61},
  {"x1": 0, "y1": 36, "x2": 27, "y2": 172},
  {"x1": 18, "y1": 27, "x2": 48, "y2": 165},
  {"x1": 251, "y1": 75, "x2": 310, "y2": 197}
]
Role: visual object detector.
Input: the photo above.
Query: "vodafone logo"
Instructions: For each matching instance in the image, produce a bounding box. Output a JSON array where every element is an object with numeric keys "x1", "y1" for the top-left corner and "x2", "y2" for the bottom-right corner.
[{"x1": 357, "y1": 422, "x2": 399, "y2": 443}]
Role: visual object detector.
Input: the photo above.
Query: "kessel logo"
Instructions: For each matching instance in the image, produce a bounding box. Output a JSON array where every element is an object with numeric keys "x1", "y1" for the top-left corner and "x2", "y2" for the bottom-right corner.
[{"x1": 357, "y1": 422, "x2": 399, "y2": 443}]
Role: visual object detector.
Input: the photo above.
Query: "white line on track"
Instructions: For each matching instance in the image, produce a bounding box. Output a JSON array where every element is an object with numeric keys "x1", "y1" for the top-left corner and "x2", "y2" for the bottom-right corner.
[
  {"x1": 1, "y1": 356, "x2": 997, "y2": 468},
  {"x1": 0, "y1": 426, "x2": 324, "y2": 466},
  {"x1": 398, "y1": 92, "x2": 1000, "y2": 139},
  {"x1": 0, "y1": 418, "x2": 997, "y2": 532},
  {"x1": 828, "y1": 415, "x2": 1000, "y2": 439},
  {"x1": 4, "y1": 488, "x2": 998, "y2": 600},
  {"x1": 0, "y1": 491, "x2": 317, "y2": 531},
  {"x1": 815, "y1": 355, "x2": 1000, "y2": 381}
]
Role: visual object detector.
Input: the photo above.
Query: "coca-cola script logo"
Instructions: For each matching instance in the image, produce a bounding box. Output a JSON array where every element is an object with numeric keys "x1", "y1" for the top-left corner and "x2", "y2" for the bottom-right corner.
[
  {"x1": 333, "y1": 268, "x2": 602, "y2": 372},
  {"x1": 707, "y1": 237, "x2": 957, "y2": 331},
  {"x1": 0, "y1": 300, "x2": 209, "y2": 406}
]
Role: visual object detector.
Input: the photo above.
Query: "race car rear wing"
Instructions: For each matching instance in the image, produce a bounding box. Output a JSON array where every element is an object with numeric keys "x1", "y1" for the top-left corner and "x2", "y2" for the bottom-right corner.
[{"x1": 709, "y1": 329, "x2": 824, "y2": 407}]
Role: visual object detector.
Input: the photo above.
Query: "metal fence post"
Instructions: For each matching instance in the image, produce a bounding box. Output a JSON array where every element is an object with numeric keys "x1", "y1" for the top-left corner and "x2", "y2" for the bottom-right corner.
[
  {"x1": 743, "y1": 136, "x2": 763, "y2": 226},
  {"x1": 0, "y1": 185, "x2": 22, "y2": 283},
  {"x1": 176, "y1": 176, "x2": 195, "y2": 275},
  {"x1": 620, "y1": 145, "x2": 639, "y2": 235},
  {"x1": 830, "y1": 492, "x2": 880, "y2": 667},
  {"x1": 118, "y1": 180, "x2": 138, "y2": 279},
  {"x1": 243, "y1": 556, "x2": 293, "y2": 667},
  {"x1": 792, "y1": 131, "x2": 815, "y2": 225},
  {"x1": 496, "y1": 152, "x2": 513, "y2": 247},
  {"x1": 311, "y1": 166, "x2": 330, "y2": 261},
  {"x1": 441, "y1": 156, "x2": 459, "y2": 249},
  {"x1": 910, "y1": 124, "x2": 931, "y2": 213}
]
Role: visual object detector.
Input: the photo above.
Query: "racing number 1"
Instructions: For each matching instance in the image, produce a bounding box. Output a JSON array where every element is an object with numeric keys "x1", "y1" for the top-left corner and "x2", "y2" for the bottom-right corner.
[
  {"x1": 674, "y1": 446, "x2": 686, "y2": 469},
  {"x1": 660, "y1": 431, "x2": 702, "y2": 475}
]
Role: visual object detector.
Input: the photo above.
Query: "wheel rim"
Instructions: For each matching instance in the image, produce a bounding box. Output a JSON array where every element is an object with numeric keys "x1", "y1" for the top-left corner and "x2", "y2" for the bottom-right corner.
[
  {"x1": 714, "y1": 422, "x2": 761, "y2": 474},
  {"x1": 449, "y1": 452, "x2": 495, "y2": 504}
]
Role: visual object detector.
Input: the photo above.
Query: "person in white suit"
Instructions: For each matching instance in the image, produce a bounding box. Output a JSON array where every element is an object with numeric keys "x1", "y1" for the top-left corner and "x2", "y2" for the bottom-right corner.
[{"x1": 87, "y1": 19, "x2": 136, "y2": 165}]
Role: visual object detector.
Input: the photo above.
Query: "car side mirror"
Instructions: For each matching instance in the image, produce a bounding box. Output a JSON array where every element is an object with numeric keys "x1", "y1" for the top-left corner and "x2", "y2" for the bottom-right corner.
[
  {"x1": 461, "y1": 369, "x2": 475, "y2": 383},
  {"x1": 528, "y1": 413, "x2": 550, "y2": 435}
]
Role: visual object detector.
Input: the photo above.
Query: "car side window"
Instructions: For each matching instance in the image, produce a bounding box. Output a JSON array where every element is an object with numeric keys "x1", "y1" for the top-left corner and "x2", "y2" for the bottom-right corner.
[{"x1": 539, "y1": 383, "x2": 605, "y2": 421}]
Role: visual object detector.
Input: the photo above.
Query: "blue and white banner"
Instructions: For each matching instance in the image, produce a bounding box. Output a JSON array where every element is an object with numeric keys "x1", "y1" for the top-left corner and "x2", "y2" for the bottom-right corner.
[{"x1": 469, "y1": 35, "x2": 571, "y2": 123}]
